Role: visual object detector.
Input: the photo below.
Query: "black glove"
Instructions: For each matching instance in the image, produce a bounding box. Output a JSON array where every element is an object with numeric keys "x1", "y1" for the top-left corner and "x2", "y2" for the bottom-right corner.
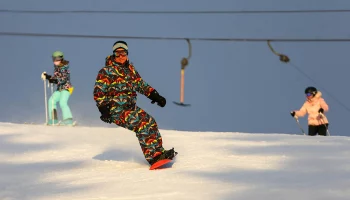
[
  {"x1": 318, "y1": 108, "x2": 324, "y2": 113},
  {"x1": 44, "y1": 73, "x2": 58, "y2": 84},
  {"x1": 48, "y1": 78, "x2": 58, "y2": 84},
  {"x1": 98, "y1": 103, "x2": 113, "y2": 124},
  {"x1": 290, "y1": 111, "x2": 296, "y2": 117},
  {"x1": 148, "y1": 90, "x2": 166, "y2": 107},
  {"x1": 43, "y1": 73, "x2": 51, "y2": 79}
]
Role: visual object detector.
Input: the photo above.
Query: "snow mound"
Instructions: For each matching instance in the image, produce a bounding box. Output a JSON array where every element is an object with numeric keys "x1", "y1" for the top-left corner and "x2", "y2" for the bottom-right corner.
[{"x1": 0, "y1": 122, "x2": 349, "y2": 200}]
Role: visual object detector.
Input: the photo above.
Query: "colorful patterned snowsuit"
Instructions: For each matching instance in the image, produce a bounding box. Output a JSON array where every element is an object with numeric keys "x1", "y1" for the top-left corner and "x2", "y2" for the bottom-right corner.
[{"x1": 93, "y1": 55, "x2": 164, "y2": 164}]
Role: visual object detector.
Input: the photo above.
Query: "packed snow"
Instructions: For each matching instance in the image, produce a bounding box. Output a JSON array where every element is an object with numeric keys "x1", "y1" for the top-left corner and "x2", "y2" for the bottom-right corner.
[{"x1": 0, "y1": 122, "x2": 349, "y2": 200}]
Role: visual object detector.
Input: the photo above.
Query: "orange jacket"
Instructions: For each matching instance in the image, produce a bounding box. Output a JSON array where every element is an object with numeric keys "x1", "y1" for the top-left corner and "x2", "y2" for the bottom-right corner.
[{"x1": 295, "y1": 91, "x2": 329, "y2": 125}]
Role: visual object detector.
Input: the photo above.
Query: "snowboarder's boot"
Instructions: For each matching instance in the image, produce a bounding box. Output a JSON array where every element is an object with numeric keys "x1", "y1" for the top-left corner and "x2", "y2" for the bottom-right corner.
[
  {"x1": 47, "y1": 119, "x2": 59, "y2": 125},
  {"x1": 149, "y1": 148, "x2": 177, "y2": 165},
  {"x1": 60, "y1": 118, "x2": 74, "y2": 126}
]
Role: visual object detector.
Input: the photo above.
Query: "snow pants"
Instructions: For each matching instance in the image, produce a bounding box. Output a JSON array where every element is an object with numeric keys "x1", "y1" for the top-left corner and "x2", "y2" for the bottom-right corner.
[
  {"x1": 110, "y1": 105, "x2": 164, "y2": 164},
  {"x1": 48, "y1": 90, "x2": 73, "y2": 120},
  {"x1": 308, "y1": 123, "x2": 329, "y2": 136}
]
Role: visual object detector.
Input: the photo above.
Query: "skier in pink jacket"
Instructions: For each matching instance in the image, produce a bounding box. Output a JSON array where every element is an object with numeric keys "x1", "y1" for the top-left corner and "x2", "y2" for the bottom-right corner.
[{"x1": 290, "y1": 86, "x2": 329, "y2": 136}]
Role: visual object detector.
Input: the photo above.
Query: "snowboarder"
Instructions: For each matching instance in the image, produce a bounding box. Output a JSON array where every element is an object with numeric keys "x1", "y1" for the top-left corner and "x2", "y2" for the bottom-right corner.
[
  {"x1": 41, "y1": 51, "x2": 75, "y2": 126},
  {"x1": 93, "y1": 41, "x2": 177, "y2": 166},
  {"x1": 290, "y1": 86, "x2": 329, "y2": 136}
]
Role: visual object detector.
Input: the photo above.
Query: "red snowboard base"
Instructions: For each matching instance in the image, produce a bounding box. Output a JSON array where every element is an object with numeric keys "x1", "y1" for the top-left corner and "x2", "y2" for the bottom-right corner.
[{"x1": 149, "y1": 159, "x2": 172, "y2": 170}]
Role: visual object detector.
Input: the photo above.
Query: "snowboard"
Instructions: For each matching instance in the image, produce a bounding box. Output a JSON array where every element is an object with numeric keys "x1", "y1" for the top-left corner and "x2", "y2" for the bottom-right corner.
[
  {"x1": 149, "y1": 151, "x2": 178, "y2": 170},
  {"x1": 149, "y1": 159, "x2": 173, "y2": 170}
]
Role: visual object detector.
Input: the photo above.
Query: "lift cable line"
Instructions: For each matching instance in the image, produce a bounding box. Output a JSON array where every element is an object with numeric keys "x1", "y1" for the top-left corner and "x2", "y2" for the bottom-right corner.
[
  {"x1": 1, "y1": 9, "x2": 350, "y2": 15},
  {"x1": 1, "y1": 32, "x2": 350, "y2": 42},
  {"x1": 1, "y1": 31, "x2": 350, "y2": 110}
]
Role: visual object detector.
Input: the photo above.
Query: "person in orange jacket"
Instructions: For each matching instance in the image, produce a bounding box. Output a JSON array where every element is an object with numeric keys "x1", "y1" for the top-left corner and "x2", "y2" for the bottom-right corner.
[{"x1": 291, "y1": 86, "x2": 329, "y2": 136}]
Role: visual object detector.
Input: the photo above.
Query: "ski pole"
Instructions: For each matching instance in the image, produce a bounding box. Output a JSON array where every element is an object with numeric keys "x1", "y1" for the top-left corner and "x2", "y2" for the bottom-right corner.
[
  {"x1": 50, "y1": 83, "x2": 54, "y2": 126},
  {"x1": 326, "y1": 127, "x2": 330, "y2": 136},
  {"x1": 294, "y1": 116, "x2": 306, "y2": 135},
  {"x1": 319, "y1": 113, "x2": 331, "y2": 136},
  {"x1": 44, "y1": 79, "x2": 48, "y2": 125}
]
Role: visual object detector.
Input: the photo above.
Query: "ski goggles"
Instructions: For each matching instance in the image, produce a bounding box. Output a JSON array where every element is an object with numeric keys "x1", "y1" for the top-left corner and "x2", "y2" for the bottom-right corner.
[
  {"x1": 306, "y1": 93, "x2": 313, "y2": 97},
  {"x1": 114, "y1": 50, "x2": 128, "y2": 57}
]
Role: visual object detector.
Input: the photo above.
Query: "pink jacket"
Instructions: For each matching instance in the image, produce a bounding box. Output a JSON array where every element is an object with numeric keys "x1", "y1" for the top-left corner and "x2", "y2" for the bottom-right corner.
[{"x1": 294, "y1": 91, "x2": 329, "y2": 125}]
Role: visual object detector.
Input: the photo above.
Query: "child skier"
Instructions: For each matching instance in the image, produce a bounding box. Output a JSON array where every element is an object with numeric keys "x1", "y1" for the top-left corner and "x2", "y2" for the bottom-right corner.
[
  {"x1": 290, "y1": 86, "x2": 329, "y2": 136},
  {"x1": 93, "y1": 40, "x2": 177, "y2": 166},
  {"x1": 41, "y1": 51, "x2": 75, "y2": 126}
]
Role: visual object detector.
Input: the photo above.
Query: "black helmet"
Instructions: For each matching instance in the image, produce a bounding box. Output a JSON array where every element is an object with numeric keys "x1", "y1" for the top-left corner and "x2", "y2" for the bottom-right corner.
[{"x1": 304, "y1": 86, "x2": 317, "y2": 97}]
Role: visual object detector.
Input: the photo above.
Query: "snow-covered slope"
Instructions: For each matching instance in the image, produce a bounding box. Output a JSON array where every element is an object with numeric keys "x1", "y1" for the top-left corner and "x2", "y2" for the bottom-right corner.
[{"x1": 0, "y1": 122, "x2": 349, "y2": 200}]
